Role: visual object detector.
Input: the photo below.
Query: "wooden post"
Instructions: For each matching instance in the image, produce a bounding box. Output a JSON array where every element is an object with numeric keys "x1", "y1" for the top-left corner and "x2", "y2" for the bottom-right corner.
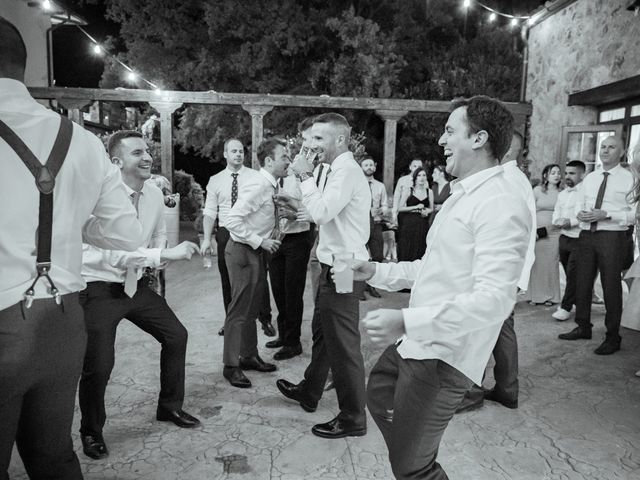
[
  {"x1": 57, "y1": 99, "x2": 92, "y2": 127},
  {"x1": 150, "y1": 102, "x2": 183, "y2": 185},
  {"x1": 375, "y1": 109, "x2": 408, "y2": 197},
  {"x1": 242, "y1": 105, "x2": 273, "y2": 169}
]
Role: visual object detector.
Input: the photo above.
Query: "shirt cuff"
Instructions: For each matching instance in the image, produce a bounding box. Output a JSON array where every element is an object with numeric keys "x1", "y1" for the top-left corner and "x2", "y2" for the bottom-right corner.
[
  {"x1": 248, "y1": 233, "x2": 263, "y2": 250},
  {"x1": 147, "y1": 248, "x2": 163, "y2": 267},
  {"x1": 299, "y1": 177, "x2": 317, "y2": 196},
  {"x1": 402, "y1": 306, "x2": 437, "y2": 344}
]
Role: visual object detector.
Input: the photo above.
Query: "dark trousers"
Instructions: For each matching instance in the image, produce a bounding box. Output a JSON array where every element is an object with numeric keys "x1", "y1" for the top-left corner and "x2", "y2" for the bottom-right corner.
[
  {"x1": 223, "y1": 240, "x2": 264, "y2": 365},
  {"x1": 0, "y1": 294, "x2": 85, "y2": 480},
  {"x1": 574, "y1": 230, "x2": 627, "y2": 342},
  {"x1": 217, "y1": 226, "x2": 271, "y2": 323},
  {"x1": 268, "y1": 231, "x2": 312, "y2": 346},
  {"x1": 367, "y1": 219, "x2": 384, "y2": 262},
  {"x1": 78, "y1": 281, "x2": 188, "y2": 437},
  {"x1": 463, "y1": 312, "x2": 518, "y2": 404},
  {"x1": 559, "y1": 235, "x2": 579, "y2": 312},
  {"x1": 301, "y1": 265, "x2": 366, "y2": 426},
  {"x1": 367, "y1": 345, "x2": 473, "y2": 480}
]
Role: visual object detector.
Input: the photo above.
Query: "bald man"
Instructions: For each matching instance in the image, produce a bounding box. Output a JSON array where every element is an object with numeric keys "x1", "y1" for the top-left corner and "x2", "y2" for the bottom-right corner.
[{"x1": 559, "y1": 136, "x2": 635, "y2": 355}]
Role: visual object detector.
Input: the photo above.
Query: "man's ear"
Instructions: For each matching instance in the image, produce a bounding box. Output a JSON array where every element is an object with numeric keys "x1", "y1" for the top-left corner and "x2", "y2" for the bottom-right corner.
[
  {"x1": 471, "y1": 130, "x2": 489, "y2": 151},
  {"x1": 111, "y1": 156, "x2": 123, "y2": 169}
]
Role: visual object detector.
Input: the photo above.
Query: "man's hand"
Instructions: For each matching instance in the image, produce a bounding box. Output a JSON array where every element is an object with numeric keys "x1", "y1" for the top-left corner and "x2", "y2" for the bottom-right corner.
[
  {"x1": 161, "y1": 241, "x2": 199, "y2": 261},
  {"x1": 290, "y1": 153, "x2": 314, "y2": 176},
  {"x1": 199, "y1": 238, "x2": 212, "y2": 255},
  {"x1": 351, "y1": 260, "x2": 377, "y2": 281},
  {"x1": 362, "y1": 309, "x2": 405, "y2": 346},
  {"x1": 553, "y1": 217, "x2": 571, "y2": 229},
  {"x1": 577, "y1": 209, "x2": 608, "y2": 223},
  {"x1": 274, "y1": 192, "x2": 300, "y2": 210},
  {"x1": 278, "y1": 206, "x2": 298, "y2": 220},
  {"x1": 260, "y1": 238, "x2": 282, "y2": 254},
  {"x1": 296, "y1": 206, "x2": 313, "y2": 222}
]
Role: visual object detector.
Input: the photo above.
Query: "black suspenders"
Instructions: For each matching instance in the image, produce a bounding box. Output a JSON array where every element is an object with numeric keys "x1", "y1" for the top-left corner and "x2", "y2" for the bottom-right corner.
[{"x1": 0, "y1": 116, "x2": 73, "y2": 308}]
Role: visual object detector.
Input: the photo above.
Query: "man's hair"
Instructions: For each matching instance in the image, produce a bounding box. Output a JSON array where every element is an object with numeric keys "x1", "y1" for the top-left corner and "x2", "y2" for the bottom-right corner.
[
  {"x1": 312, "y1": 112, "x2": 351, "y2": 141},
  {"x1": 298, "y1": 116, "x2": 316, "y2": 133},
  {"x1": 566, "y1": 160, "x2": 586, "y2": 172},
  {"x1": 107, "y1": 130, "x2": 143, "y2": 159},
  {"x1": 451, "y1": 95, "x2": 514, "y2": 161},
  {"x1": 0, "y1": 17, "x2": 27, "y2": 79},
  {"x1": 257, "y1": 137, "x2": 287, "y2": 167},
  {"x1": 223, "y1": 137, "x2": 243, "y2": 152},
  {"x1": 360, "y1": 156, "x2": 376, "y2": 165}
]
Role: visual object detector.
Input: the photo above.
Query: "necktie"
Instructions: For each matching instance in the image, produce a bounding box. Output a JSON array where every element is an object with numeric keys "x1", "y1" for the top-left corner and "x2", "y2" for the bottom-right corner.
[
  {"x1": 124, "y1": 191, "x2": 141, "y2": 297},
  {"x1": 315, "y1": 164, "x2": 325, "y2": 187},
  {"x1": 271, "y1": 183, "x2": 283, "y2": 240},
  {"x1": 590, "y1": 172, "x2": 609, "y2": 233},
  {"x1": 322, "y1": 167, "x2": 331, "y2": 191},
  {"x1": 231, "y1": 172, "x2": 239, "y2": 206}
]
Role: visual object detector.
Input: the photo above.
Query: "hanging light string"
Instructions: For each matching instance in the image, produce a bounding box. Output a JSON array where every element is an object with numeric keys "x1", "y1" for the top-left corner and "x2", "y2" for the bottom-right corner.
[
  {"x1": 463, "y1": 0, "x2": 537, "y2": 26},
  {"x1": 76, "y1": 25, "x2": 161, "y2": 91}
]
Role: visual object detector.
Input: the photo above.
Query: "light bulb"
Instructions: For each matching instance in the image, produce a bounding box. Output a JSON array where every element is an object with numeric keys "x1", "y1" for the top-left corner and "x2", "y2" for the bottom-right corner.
[
  {"x1": 42, "y1": 0, "x2": 51, "y2": 11},
  {"x1": 510, "y1": 18, "x2": 519, "y2": 27},
  {"x1": 489, "y1": 12, "x2": 497, "y2": 22},
  {"x1": 93, "y1": 45, "x2": 102, "y2": 55},
  {"x1": 463, "y1": 0, "x2": 471, "y2": 8},
  {"x1": 127, "y1": 72, "x2": 137, "y2": 82}
]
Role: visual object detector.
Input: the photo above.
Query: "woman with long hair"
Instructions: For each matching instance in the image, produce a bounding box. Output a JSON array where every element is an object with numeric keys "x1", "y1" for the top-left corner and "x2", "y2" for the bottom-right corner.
[
  {"x1": 396, "y1": 167, "x2": 433, "y2": 261},
  {"x1": 525, "y1": 163, "x2": 563, "y2": 305}
]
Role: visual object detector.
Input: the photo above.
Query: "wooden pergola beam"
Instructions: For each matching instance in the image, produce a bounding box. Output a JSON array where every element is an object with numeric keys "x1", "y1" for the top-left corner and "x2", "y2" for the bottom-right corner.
[{"x1": 28, "y1": 87, "x2": 532, "y2": 116}]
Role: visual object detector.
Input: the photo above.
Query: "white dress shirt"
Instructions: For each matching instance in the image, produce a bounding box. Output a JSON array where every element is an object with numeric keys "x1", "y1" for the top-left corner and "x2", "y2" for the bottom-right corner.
[
  {"x1": 202, "y1": 165, "x2": 260, "y2": 227},
  {"x1": 0, "y1": 78, "x2": 142, "y2": 310},
  {"x1": 574, "y1": 165, "x2": 635, "y2": 231},
  {"x1": 226, "y1": 168, "x2": 278, "y2": 249},
  {"x1": 82, "y1": 182, "x2": 167, "y2": 283},
  {"x1": 368, "y1": 166, "x2": 531, "y2": 385},
  {"x1": 300, "y1": 151, "x2": 371, "y2": 265},
  {"x1": 503, "y1": 160, "x2": 537, "y2": 290},
  {"x1": 552, "y1": 183, "x2": 583, "y2": 238},
  {"x1": 313, "y1": 163, "x2": 331, "y2": 192},
  {"x1": 278, "y1": 175, "x2": 310, "y2": 234},
  {"x1": 368, "y1": 178, "x2": 389, "y2": 222}
]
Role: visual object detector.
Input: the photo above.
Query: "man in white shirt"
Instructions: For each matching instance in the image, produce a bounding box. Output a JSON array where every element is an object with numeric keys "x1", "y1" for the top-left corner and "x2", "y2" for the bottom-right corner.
[
  {"x1": 353, "y1": 96, "x2": 531, "y2": 478},
  {"x1": 457, "y1": 130, "x2": 537, "y2": 413},
  {"x1": 559, "y1": 136, "x2": 635, "y2": 355},
  {"x1": 361, "y1": 157, "x2": 388, "y2": 299},
  {"x1": 275, "y1": 113, "x2": 371, "y2": 439},
  {"x1": 78, "y1": 131, "x2": 201, "y2": 460},
  {"x1": 0, "y1": 18, "x2": 143, "y2": 480},
  {"x1": 551, "y1": 160, "x2": 586, "y2": 321},
  {"x1": 222, "y1": 138, "x2": 289, "y2": 388},
  {"x1": 200, "y1": 139, "x2": 275, "y2": 337}
]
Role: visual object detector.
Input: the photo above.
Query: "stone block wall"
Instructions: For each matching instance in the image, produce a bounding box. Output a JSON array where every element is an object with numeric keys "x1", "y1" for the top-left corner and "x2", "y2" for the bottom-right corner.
[{"x1": 525, "y1": 0, "x2": 640, "y2": 180}]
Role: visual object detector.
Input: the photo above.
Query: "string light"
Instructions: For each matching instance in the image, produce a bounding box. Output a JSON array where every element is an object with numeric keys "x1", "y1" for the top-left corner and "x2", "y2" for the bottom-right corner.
[
  {"x1": 76, "y1": 25, "x2": 159, "y2": 90},
  {"x1": 462, "y1": 0, "x2": 532, "y2": 26},
  {"x1": 42, "y1": 0, "x2": 52, "y2": 11}
]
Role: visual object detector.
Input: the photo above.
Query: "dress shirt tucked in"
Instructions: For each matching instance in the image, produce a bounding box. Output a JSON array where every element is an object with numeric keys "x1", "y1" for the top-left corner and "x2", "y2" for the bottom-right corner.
[
  {"x1": 574, "y1": 165, "x2": 635, "y2": 231},
  {"x1": 202, "y1": 165, "x2": 260, "y2": 227},
  {"x1": 0, "y1": 78, "x2": 142, "y2": 310},
  {"x1": 503, "y1": 160, "x2": 537, "y2": 290},
  {"x1": 368, "y1": 178, "x2": 389, "y2": 222},
  {"x1": 300, "y1": 151, "x2": 371, "y2": 265},
  {"x1": 368, "y1": 165, "x2": 531, "y2": 385},
  {"x1": 82, "y1": 182, "x2": 167, "y2": 283},
  {"x1": 552, "y1": 184, "x2": 583, "y2": 239},
  {"x1": 278, "y1": 175, "x2": 310, "y2": 234},
  {"x1": 226, "y1": 168, "x2": 278, "y2": 249}
]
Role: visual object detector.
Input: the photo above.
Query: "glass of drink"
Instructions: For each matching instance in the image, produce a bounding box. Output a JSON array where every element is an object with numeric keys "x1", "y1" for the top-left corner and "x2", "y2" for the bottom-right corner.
[
  {"x1": 203, "y1": 254, "x2": 212, "y2": 269},
  {"x1": 332, "y1": 252, "x2": 354, "y2": 293}
]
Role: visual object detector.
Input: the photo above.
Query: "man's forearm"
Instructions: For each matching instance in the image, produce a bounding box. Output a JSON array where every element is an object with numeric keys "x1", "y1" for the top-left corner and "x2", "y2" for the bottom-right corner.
[{"x1": 203, "y1": 214, "x2": 216, "y2": 240}]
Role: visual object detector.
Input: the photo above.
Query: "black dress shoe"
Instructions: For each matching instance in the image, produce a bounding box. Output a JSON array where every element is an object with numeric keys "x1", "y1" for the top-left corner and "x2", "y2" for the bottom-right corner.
[
  {"x1": 239, "y1": 355, "x2": 277, "y2": 372},
  {"x1": 218, "y1": 327, "x2": 225, "y2": 336},
  {"x1": 156, "y1": 408, "x2": 201, "y2": 428},
  {"x1": 311, "y1": 417, "x2": 366, "y2": 439},
  {"x1": 276, "y1": 379, "x2": 317, "y2": 412},
  {"x1": 366, "y1": 285, "x2": 381, "y2": 298},
  {"x1": 558, "y1": 326, "x2": 592, "y2": 340},
  {"x1": 223, "y1": 365, "x2": 252, "y2": 388},
  {"x1": 266, "y1": 338, "x2": 283, "y2": 349},
  {"x1": 81, "y1": 434, "x2": 109, "y2": 460},
  {"x1": 484, "y1": 389, "x2": 518, "y2": 409},
  {"x1": 594, "y1": 339, "x2": 621, "y2": 355},
  {"x1": 274, "y1": 344, "x2": 302, "y2": 361},
  {"x1": 261, "y1": 321, "x2": 277, "y2": 337}
]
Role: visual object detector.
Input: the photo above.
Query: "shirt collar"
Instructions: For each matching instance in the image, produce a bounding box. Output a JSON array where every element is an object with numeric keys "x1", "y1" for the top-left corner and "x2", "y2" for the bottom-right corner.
[
  {"x1": 601, "y1": 164, "x2": 624, "y2": 176},
  {"x1": 123, "y1": 181, "x2": 150, "y2": 197},
  {"x1": 225, "y1": 165, "x2": 245, "y2": 175},
  {"x1": 259, "y1": 168, "x2": 278, "y2": 188},
  {"x1": 329, "y1": 151, "x2": 355, "y2": 171},
  {"x1": 451, "y1": 164, "x2": 503, "y2": 195},
  {"x1": 0, "y1": 78, "x2": 30, "y2": 99}
]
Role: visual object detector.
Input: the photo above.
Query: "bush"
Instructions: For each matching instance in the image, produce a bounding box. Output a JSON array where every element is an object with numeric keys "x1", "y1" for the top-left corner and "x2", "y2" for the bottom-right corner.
[{"x1": 173, "y1": 170, "x2": 204, "y2": 221}]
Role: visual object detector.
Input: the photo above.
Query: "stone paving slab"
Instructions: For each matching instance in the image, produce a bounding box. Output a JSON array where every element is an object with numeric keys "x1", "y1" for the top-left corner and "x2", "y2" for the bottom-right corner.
[{"x1": 8, "y1": 238, "x2": 640, "y2": 479}]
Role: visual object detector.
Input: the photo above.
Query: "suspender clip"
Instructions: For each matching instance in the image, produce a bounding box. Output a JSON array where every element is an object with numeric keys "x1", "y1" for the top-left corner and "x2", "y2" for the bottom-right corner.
[
  {"x1": 36, "y1": 261, "x2": 51, "y2": 275},
  {"x1": 23, "y1": 289, "x2": 35, "y2": 309}
]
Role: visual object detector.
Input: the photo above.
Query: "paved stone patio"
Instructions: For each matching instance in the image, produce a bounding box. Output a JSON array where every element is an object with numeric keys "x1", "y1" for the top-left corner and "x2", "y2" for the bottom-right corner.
[{"x1": 9, "y1": 229, "x2": 640, "y2": 479}]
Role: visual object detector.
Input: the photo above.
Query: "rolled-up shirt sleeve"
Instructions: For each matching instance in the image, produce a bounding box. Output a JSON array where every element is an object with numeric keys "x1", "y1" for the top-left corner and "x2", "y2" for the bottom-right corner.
[
  {"x1": 202, "y1": 176, "x2": 219, "y2": 220},
  {"x1": 82, "y1": 160, "x2": 143, "y2": 251},
  {"x1": 368, "y1": 259, "x2": 422, "y2": 291}
]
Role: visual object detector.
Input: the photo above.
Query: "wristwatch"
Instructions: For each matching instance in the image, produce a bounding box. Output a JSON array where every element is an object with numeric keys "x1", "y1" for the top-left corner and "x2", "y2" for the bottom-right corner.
[{"x1": 295, "y1": 171, "x2": 313, "y2": 182}]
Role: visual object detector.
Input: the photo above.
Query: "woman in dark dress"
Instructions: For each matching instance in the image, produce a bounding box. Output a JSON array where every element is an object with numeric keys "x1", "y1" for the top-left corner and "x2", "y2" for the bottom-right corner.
[
  {"x1": 429, "y1": 164, "x2": 451, "y2": 227},
  {"x1": 396, "y1": 167, "x2": 433, "y2": 261}
]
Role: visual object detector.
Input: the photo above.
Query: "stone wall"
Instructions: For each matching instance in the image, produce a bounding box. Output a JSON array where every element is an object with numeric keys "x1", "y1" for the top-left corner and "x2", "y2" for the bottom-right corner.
[
  {"x1": 1, "y1": 1, "x2": 51, "y2": 87},
  {"x1": 525, "y1": 0, "x2": 640, "y2": 179}
]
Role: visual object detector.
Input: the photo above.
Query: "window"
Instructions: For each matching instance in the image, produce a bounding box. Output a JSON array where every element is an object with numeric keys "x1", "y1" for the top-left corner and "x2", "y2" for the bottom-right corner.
[
  {"x1": 599, "y1": 107, "x2": 625, "y2": 122},
  {"x1": 631, "y1": 104, "x2": 640, "y2": 118}
]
